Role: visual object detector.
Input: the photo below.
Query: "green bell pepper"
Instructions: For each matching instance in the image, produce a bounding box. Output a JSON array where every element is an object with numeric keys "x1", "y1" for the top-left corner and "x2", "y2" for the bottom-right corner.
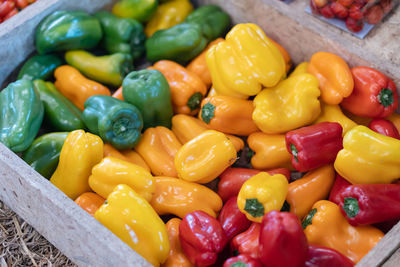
[
  {"x1": 94, "y1": 11, "x2": 146, "y2": 60},
  {"x1": 82, "y1": 95, "x2": 143, "y2": 150},
  {"x1": 0, "y1": 80, "x2": 44, "y2": 152},
  {"x1": 122, "y1": 69, "x2": 173, "y2": 129},
  {"x1": 22, "y1": 132, "x2": 69, "y2": 179},
  {"x1": 17, "y1": 54, "x2": 63, "y2": 81},
  {"x1": 145, "y1": 22, "x2": 207, "y2": 63},
  {"x1": 65, "y1": 50, "x2": 133, "y2": 87},
  {"x1": 33, "y1": 80, "x2": 85, "y2": 131},
  {"x1": 112, "y1": 0, "x2": 158, "y2": 23},
  {"x1": 35, "y1": 11, "x2": 103, "y2": 55}
]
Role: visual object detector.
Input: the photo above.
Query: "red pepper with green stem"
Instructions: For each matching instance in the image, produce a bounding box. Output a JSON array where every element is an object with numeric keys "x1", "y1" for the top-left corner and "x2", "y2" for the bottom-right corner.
[
  {"x1": 368, "y1": 119, "x2": 400, "y2": 139},
  {"x1": 329, "y1": 174, "x2": 352, "y2": 205},
  {"x1": 304, "y1": 244, "x2": 354, "y2": 267},
  {"x1": 223, "y1": 255, "x2": 263, "y2": 267},
  {"x1": 230, "y1": 222, "x2": 260, "y2": 260}
]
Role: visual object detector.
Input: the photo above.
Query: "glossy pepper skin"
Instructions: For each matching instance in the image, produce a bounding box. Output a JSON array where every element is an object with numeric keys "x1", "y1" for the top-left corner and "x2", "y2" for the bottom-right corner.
[
  {"x1": 285, "y1": 122, "x2": 343, "y2": 172},
  {"x1": 302, "y1": 200, "x2": 384, "y2": 263},
  {"x1": 150, "y1": 60, "x2": 207, "y2": 115},
  {"x1": 223, "y1": 255, "x2": 263, "y2": 267},
  {"x1": 150, "y1": 176, "x2": 222, "y2": 218},
  {"x1": 112, "y1": 0, "x2": 157, "y2": 23},
  {"x1": 338, "y1": 184, "x2": 400, "y2": 226},
  {"x1": 163, "y1": 218, "x2": 193, "y2": 267},
  {"x1": 33, "y1": 80, "x2": 85, "y2": 131},
  {"x1": 341, "y1": 67, "x2": 398, "y2": 118},
  {"x1": 54, "y1": 65, "x2": 111, "y2": 110},
  {"x1": 230, "y1": 222, "x2": 260, "y2": 259},
  {"x1": 329, "y1": 174, "x2": 351, "y2": 205},
  {"x1": 237, "y1": 172, "x2": 288, "y2": 223},
  {"x1": 259, "y1": 211, "x2": 308, "y2": 267},
  {"x1": 179, "y1": 211, "x2": 227, "y2": 266},
  {"x1": 74, "y1": 192, "x2": 105, "y2": 217},
  {"x1": 253, "y1": 73, "x2": 321, "y2": 134},
  {"x1": 103, "y1": 143, "x2": 150, "y2": 171},
  {"x1": 17, "y1": 54, "x2": 62, "y2": 81},
  {"x1": 122, "y1": 69, "x2": 173, "y2": 129},
  {"x1": 175, "y1": 130, "x2": 237, "y2": 184},
  {"x1": 95, "y1": 184, "x2": 170, "y2": 267},
  {"x1": 65, "y1": 50, "x2": 133, "y2": 87},
  {"x1": 199, "y1": 96, "x2": 259, "y2": 136},
  {"x1": 334, "y1": 125, "x2": 400, "y2": 184},
  {"x1": 314, "y1": 103, "x2": 357, "y2": 135},
  {"x1": 368, "y1": 119, "x2": 400, "y2": 139},
  {"x1": 35, "y1": 11, "x2": 102, "y2": 54},
  {"x1": 307, "y1": 52, "x2": 354, "y2": 105},
  {"x1": 82, "y1": 95, "x2": 143, "y2": 150},
  {"x1": 22, "y1": 132, "x2": 68, "y2": 179},
  {"x1": 206, "y1": 23, "x2": 285, "y2": 99},
  {"x1": 388, "y1": 113, "x2": 400, "y2": 132},
  {"x1": 304, "y1": 244, "x2": 354, "y2": 267},
  {"x1": 94, "y1": 11, "x2": 146, "y2": 60},
  {"x1": 0, "y1": 79, "x2": 44, "y2": 152},
  {"x1": 290, "y1": 62, "x2": 309, "y2": 77},
  {"x1": 50, "y1": 130, "x2": 103, "y2": 200}
]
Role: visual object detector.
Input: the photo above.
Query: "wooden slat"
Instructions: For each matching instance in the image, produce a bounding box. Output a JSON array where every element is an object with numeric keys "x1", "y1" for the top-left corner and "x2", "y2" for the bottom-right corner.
[{"x1": 383, "y1": 249, "x2": 400, "y2": 267}]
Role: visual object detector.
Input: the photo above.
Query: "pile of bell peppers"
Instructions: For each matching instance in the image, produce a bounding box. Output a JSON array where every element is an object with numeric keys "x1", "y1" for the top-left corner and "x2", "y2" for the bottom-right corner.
[
  {"x1": 0, "y1": 0, "x2": 36, "y2": 23},
  {"x1": 1, "y1": 0, "x2": 400, "y2": 266}
]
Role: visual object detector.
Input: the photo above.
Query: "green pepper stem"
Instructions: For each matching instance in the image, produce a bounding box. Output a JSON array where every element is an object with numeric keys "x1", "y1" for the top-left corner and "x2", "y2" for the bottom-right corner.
[
  {"x1": 187, "y1": 92, "x2": 203, "y2": 111},
  {"x1": 201, "y1": 102, "x2": 215, "y2": 124},
  {"x1": 343, "y1": 197, "x2": 359, "y2": 218},
  {"x1": 244, "y1": 198, "x2": 264, "y2": 218},
  {"x1": 378, "y1": 88, "x2": 394, "y2": 107},
  {"x1": 290, "y1": 143, "x2": 299, "y2": 162},
  {"x1": 302, "y1": 208, "x2": 317, "y2": 229}
]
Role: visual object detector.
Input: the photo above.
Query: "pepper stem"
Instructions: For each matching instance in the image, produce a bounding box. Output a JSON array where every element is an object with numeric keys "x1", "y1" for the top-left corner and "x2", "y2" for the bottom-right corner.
[
  {"x1": 302, "y1": 208, "x2": 317, "y2": 229},
  {"x1": 290, "y1": 144, "x2": 299, "y2": 162},
  {"x1": 378, "y1": 88, "x2": 394, "y2": 107},
  {"x1": 201, "y1": 102, "x2": 215, "y2": 124},
  {"x1": 230, "y1": 261, "x2": 248, "y2": 267},
  {"x1": 187, "y1": 92, "x2": 203, "y2": 111},
  {"x1": 244, "y1": 198, "x2": 264, "y2": 218},
  {"x1": 343, "y1": 197, "x2": 359, "y2": 218}
]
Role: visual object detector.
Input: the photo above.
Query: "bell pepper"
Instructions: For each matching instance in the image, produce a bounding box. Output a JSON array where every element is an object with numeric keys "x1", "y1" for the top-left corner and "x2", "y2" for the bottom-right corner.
[
  {"x1": 103, "y1": 143, "x2": 150, "y2": 171},
  {"x1": 112, "y1": 0, "x2": 158, "y2": 23},
  {"x1": 82, "y1": 95, "x2": 143, "y2": 150},
  {"x1": 286, "y1": 165, "x2": 335, "y2": 219},
  {"x1": 302, "y1": 200, "x2": 384, "y2": 263},
  {"x1": 112, "y1": 86, "x2": 124, "y2": 101},
  {"x1": 54, "y1": 65, "x2": 111, "y2": 110},
  {"x1": 0, "y1": 79, "x2": 44, "y2": 152},
  {"x1": 289, "y1": 62, "x2": 309, "y2": 77},
  {"x1": 223, "y1": 255, "x2": 263, "y2": 267},
  {"x1": 146, "y1": 23, "x2": 208, "y2": 63},
  {"x1": 95, "y1": 184, "x2": 170, "y2": 267},
  {"x1": 150, "y1": 176, "x2": 222, "y2": 218},
  {"x1": 304, "y1": 244, "x2": 354, "y2": 267},
  {"x1": 89, "y1": 156, "x2": 154, "y2": 201},
  {"x1": 145, "y1": 0, "x2": 193, "y2": 37},
  {"x1": 252, "y1": 73, "x2": 321, "y2": 134},
  {"x1": 199, "y1": 96, "x2": 259, "y2": 136},
  {"x1": 259, "y1": 211, "x2": 308, "y2": 267},
  {"x1": 206, "y1": 23, "x2": 285, "y2": 99},
  {"x1": 17, "y1": 54, "x2": 62, "y2": 81},
  {"x1": 175, "y1": 130, "x2": 237, "y2": 184},
  {"x1": 334, "y1": 125, "x2": 400, "y2": 184},
  {"x1": 307, "y1": 52, "x2": 354, "y2": 105},
  {"x1": 33, "y1": 80, "x2": 85, "y2": 131},
  {"x1": 74, "y1": 192, "x2": 105, "y2": 216},
  {"x1": 179, "y1": 211, "x2": 227, "y2": 266},
  {"x1": 314, "y1": 103, "x2": 357, "y2": 135},
  {"x1": 163, "y1": 218, "x2": 193, "y2": 267},
  {"x1": 65, "y1": 50, "x2": 133, "y2": 87},
  {"x1": 388, "y1": 112, "x2": 400, "y2": 132},
  {"x1": 135, "y1": 126, "x2": 181, "y2": 177},
  {"x1": 217, "y1": 167, "x2": 291, "y2": 202},
  {"x1": 150, "y1": 60, "x2": 207, "y2": 115},
  {"x1": 328, "y1": 174, "x2": 351, "y2": 205},
  {"x1": 285, "y1": 122, "x2": 343, "y2": 172},
  {"x1": 338, "y1": 184, "x2": 400, "y2": 226},
  {"x1": 368, "y1": 119, "x2": 400, "y2": 139},
  {"x1": 247, "y1": 132, "x2": 292, "y2": 170},
  {"x1": 341, "y1": 66, "x2": 398, "y2": 118},
  {"x1": 122, "y1": 69, "x2": 173, "y2": 129},
  {"x1": 237, "y1": 172, "x2": 288, "y2": 223},
  {"x1": 269, "y1": 38, "x2": 292, "y2": 73},
  {"x1": 94, "y1": 11, "x2": 146, "y2": 60},
  {"x1": 50, "y1": 130, "x2": 103, "y2": 200},
  {"x1": 35, "y1": 11, "x2": 102, "y2": 54},
  {"x1": 230, "y1": 222, "x2": 260, "y2": 259},
  {"x1": 21, "y1": 132, "x2": 68, "y2": 179}
]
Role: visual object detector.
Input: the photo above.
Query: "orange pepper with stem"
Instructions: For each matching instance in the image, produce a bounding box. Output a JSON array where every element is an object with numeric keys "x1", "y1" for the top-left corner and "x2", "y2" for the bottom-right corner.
[
  {"x1": 74, "y1": 192, "x2": 105, "y2": 216},
  {"x1": 103, "y1": 143, "x2": 150, "y2": 171}
]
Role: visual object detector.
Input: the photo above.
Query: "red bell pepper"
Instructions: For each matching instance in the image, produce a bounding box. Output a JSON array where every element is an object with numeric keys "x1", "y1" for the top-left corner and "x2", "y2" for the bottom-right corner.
[
  {"x1": 341, "y1": 66, "x2": 398, "y2": 118},
  {"x1": 179, "y1": 210, "x2": 227, "y2": 266},
  {"x1": 218, "y1": 196, "x2": 251, "y2": 241},
  {"x1": 230, "y1": 222, "x2": 260, "y2": 260},
  {"x1": 223, "y1": 255, "x2": 263, "y2": 267},
  {"x1": 0, "y1": 1, "x2": 14, "y2": 17},
  {"x1": 338, "y1": 184, "x2": 400, "y2": 226},
  {"x1": 304, "y1": 244, "x2": 354, "y2": 267},
  {"x1": 259, "y1": 211, "x2": 308, "y2": 267},
  {"x1": 217, "y1": 167, "x2": 291, "y2": 202},
  {"x1": 328, "y1": 174, "x2": 351, "y2": 205},
  {"x1": 285, "y1": 122, "x2": 343, "y2": 172},
  {"x1": 368, "y1": 119, "x2": 400, "y2": 139}
]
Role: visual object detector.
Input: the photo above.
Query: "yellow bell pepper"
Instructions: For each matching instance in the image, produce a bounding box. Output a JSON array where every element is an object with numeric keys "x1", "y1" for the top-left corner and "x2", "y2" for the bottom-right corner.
[
  {"x1": 150, "y1": 176, "x2": 222, "y2": 218},
  {"x1": 50, "y1": 130, "x2": 103, "y2": 200},
  {"x1": 252, "y1": 73, "x2": 321, "y2": 134},
  {"x1": 145, "y1": 0, "x2": 193, "y2": 37},
  {"x1": 237, "y1": 172, "x2": 288, "y2": 223},
  {"x1": 289, "y1": 62, "x2": 309, "y2": 77},
  {"x1": 206, "y1": 23, "x2": 286, "y2": 99},
  {"x1": 334, "y1": 125, "x2": 400, "y2": 184},
  {"x1": 175, "y1": 130, "x2": 237, "y2": 184},
  {"x1": 95, "y1": 184, "x2": 170, "y2": 267},
  {"x1": 103, "y1": 143, "x2": 150, "y2": 171},
  {"x1": 314, "y1": 103, "x2": 357, "y2": 135},
  {"x1": 89, "y1": 157, "x2": 154, "y2": 201}
]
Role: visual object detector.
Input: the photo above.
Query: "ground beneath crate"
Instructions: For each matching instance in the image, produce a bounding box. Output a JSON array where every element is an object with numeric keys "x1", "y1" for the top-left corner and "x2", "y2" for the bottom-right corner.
[{"x1": 0, "y1": 201, "x2": 76, "y2": 267}]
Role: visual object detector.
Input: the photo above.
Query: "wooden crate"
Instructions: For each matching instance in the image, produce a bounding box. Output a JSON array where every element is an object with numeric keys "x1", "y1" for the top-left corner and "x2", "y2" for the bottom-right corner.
[{"x1": 0, "y1": 0, "x2": 399, "y2": 266}]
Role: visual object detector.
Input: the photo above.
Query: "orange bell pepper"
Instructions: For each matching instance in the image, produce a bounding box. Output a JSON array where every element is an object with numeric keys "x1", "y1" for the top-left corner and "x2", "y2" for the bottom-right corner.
[
  {"x1": 54, "y1": 65, "x2": 110, "y2": 110},
  {"x1": 307, "y1": 52, "x2": 353, "y2": 105},
  {"x1": 74, "y1": 192, "x2": 105, "y2": 216},
  {"x1": 163, "y1": 218, "x2": 193, "y2": 267},
  {"x1": 103, "y1": 143, "x2": 150, "y2": 171},
  {"x1": 270, "y1": 38, "x2": 292, "y2": 73},
  {"x1": 112, "y1": 86, "x2": 124, "y2": 101},
  {"x1": 388, "y1": 112, "x2": 400, "y2": 132}
]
